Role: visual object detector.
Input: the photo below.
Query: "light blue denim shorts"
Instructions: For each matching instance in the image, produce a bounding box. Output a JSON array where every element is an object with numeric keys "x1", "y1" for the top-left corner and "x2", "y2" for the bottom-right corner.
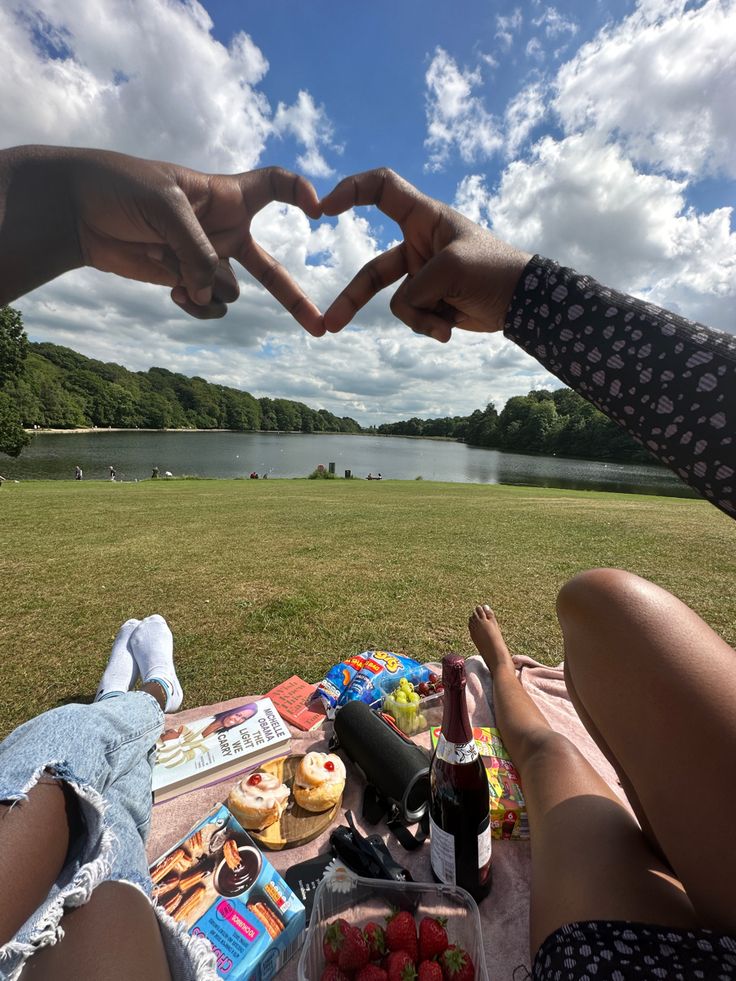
[{"x1": 0, "y1": 692, "x2": 217, "y2": 980}]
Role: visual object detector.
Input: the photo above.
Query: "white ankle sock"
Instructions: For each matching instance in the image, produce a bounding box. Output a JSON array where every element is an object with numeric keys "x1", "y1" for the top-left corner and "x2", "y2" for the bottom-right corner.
[
  {"x1": 95, "y1": 618, "x2": 140, "y2": 701},
  {"x1": 129, "y1": 614, "x2": 183, "y2": 712}
]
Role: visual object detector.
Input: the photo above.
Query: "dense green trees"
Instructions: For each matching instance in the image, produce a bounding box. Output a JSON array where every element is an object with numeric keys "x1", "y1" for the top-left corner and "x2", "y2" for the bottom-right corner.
[
  {"x1": 1, "y1": 305, "x2": 651, "y2": 466},
  {"x1": 0, "y1": 330, "x2": 362, "y2": 452},
  {"x1": 0, "y1": 306, "x2": 32, "y2": 456},
  {"x1": 377, "y1": 388, "x2": 652, "y2": 464}
]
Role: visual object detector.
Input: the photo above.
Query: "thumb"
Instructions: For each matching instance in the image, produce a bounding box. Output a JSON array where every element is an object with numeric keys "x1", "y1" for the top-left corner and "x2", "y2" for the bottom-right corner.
[{"x1": 153, "y1": 186, "x2": 219, "y2": 305}]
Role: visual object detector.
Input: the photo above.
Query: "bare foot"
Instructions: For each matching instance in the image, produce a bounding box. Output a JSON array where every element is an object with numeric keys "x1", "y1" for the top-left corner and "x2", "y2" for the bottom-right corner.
[{"x1": 468, "y1": 604, "x2": 514, "y2": 674}]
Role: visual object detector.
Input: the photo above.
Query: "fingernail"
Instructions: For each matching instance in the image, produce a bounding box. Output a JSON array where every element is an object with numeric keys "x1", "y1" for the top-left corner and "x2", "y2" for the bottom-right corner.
[
  {"x1": 194, "y1": 287, "x2": 212, "y2": 305},
  {"x1": 145, "y1": 245, "x2": 165, "y2": 262}
]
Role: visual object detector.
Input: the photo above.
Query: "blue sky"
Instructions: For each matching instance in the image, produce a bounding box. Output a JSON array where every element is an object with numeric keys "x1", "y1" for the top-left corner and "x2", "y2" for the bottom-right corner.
[{"x1": 1, "y1": 0, "x2": 734, "y2": 424}]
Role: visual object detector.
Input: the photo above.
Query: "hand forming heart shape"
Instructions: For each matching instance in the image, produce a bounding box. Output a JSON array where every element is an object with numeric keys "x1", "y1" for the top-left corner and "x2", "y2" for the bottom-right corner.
[
  {"x1": 157, "y1": 167, "x2": 530, "y2": 342},
  {"x1": 0, "y1": 151, "x2": 529, "y2": 342}
]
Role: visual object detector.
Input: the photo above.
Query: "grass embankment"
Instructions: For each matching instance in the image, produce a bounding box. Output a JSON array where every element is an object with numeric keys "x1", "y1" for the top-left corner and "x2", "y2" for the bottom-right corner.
[{"x1": 2, "y1": 479, "x2": 734, "y2": 738}]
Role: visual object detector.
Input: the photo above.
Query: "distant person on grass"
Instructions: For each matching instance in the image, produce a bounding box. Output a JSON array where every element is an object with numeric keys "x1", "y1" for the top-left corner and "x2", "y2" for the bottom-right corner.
[{"x1": 1, "y1": 146, "x2": 735, "y2": 980}]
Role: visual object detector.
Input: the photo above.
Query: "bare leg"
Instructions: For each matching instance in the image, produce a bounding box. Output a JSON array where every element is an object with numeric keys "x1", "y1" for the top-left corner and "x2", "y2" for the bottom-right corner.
[
  {"x1": 562, "y1": 660, "x2": 668, "y2": 863},
  {"x1": 0, "y1": 682, "x2": 170, "y2": 975},
  {"x1": 22, "y1": 882, "x2": 172, "y2": 981},
  {"x1": 0, "y1": 781, "x2": 73, "y2": 945},
  {"x1": 557, "y1": 568, "x2": 736, "y2": 933},
  {"x1": 468, "y1": 604, "x2": 698, "y2": 957}
]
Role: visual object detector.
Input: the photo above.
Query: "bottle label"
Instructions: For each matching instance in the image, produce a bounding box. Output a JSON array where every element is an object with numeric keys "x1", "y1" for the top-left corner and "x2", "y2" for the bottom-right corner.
[
  {"x1": 429, "y1": 813, "x2": 456, "y2": 885},
  {"x1": 434, "y1": 733, "x2": 479, "y2": 766},
  {"x1": 478, "y1": 815, "x2": 492, "y2": 877}
]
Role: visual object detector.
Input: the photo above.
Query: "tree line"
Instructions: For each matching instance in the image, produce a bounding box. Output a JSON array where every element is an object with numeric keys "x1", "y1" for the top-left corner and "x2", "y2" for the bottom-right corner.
[
  {"x1": 0, "y1": 307, "x2": 361, "y2": 455},
  {"x1": 2, "y1": 305, "x2": 651, "y2": 465},
  {"x1": 376, "y1": 389, "x2": 652, "y2": 464}
]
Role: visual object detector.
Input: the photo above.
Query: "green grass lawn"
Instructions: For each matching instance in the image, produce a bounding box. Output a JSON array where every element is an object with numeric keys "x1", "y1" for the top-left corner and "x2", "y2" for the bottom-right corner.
[{"x1": 1, "y1": 478, "x2": 734, "y2": 738}]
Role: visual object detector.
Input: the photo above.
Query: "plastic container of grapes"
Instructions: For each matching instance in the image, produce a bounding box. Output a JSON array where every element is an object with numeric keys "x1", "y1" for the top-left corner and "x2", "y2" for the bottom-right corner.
[
  {"x1": 381, "y1": 690, "x2": 444, "y2": 735},
  {"x1": 297, "y1": 870, "x2": 489, "y2": 981}
]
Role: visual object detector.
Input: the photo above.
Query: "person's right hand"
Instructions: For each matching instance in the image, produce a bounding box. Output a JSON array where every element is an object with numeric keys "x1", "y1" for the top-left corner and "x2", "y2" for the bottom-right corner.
[
  {"x1": 68, "y1": 150, "x2": 324, "y2": 331},
  {"x1": 320, "y1": 168, "x2": 532, "y2": 342},
  {"x1": 1, "y1": 146, "x2": 325, "y2": 334}
]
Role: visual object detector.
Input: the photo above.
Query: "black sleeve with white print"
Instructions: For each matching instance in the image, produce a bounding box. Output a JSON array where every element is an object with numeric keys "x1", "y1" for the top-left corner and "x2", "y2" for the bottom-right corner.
[{"x1": 504, "y1": 255, "x2": 736, "y2": 519}]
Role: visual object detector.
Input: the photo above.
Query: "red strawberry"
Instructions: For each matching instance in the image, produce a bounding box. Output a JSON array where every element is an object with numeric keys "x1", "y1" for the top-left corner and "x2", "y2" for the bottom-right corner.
[
  {"x1": 356, "y1": 965, "x2": 388, "y2": 981},
  {"x1": 385, "y1": 910, "x2": 418, "y2": 961},
  {"x1": 418, "y1": 961, "x2": 443, "y2": 981},
  {"x1": 440, "y1": 946, "x2": 475, "y2": 981},
  {"x1": 364, "y1": 922, "x2": 387, "y2": 959},
  {"x1": 385, "y1": 950, "x2": 417, "y2": 981},
  {"x1": 323, "y1": 919, "x2": 351, "y2": 964},
  {"x1": 322, "y1": 967, "x2": 351, "y2": 981},
  {"x1": 338, "y1": 925, "x2": 371, "y2": 972},
  {"x1": 418, "y1": 916, "x2": 448, "y2": 961}
]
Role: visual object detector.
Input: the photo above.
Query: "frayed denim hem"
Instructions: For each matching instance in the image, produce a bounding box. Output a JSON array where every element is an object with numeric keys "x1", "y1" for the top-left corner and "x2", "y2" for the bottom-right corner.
[
  {"x1": 0, "y1": 761, "x2": 115, "y2": 981},
  {"x1": 152, "y1": 901, "x2": 219, "y2": 980},
  {"x1": 0, "y1": 762, "x2": 218, "y2": 981}
]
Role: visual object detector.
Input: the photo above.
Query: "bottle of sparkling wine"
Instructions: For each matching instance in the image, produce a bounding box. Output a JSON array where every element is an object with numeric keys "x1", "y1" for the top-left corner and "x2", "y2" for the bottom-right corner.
[{"x1": 429, "y1": 653, "x2": 491, "y2": 901}]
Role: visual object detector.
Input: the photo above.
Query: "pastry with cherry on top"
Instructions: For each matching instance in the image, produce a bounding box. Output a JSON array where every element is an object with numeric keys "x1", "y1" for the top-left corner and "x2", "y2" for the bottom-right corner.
[
  {"x1": 227, "y1": 770, "x2": 290, "y2": 830},
  {"x1": 293, "y1": 752, "x2": 346, "y2": 812}
]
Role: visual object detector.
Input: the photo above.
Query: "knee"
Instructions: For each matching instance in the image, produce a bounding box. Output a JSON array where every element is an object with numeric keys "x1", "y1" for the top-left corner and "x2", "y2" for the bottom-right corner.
[
  {"x1": 556, "y1": 568, "x2": 653, "y2": 625},
  {"x1": 522, "y1": 729, "x2": 583, "y2": 777},
  {"x1": 556, "y1": 569, "x2": 661, "y2": 675}
]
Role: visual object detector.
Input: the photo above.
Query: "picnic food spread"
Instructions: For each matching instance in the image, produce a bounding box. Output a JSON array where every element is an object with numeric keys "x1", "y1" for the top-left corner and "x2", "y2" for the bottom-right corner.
[{"x1": 151, "y1": 658, "x2": 510, "y2": 979}]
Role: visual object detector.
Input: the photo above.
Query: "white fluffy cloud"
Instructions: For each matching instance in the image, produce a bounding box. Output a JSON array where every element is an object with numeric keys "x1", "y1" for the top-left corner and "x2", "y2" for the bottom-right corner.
[
  {"x1": 554, "y1": 0, "x2": 736, "y2": 178},
  {"x1": 532, "y1": 6, "x2": 578, "y2": 37},
  {"x1": 466, "y1": 130, "x2": 736, "y2": 332},
  {"x1": 452, "y1": 0, "x2": 736, "y2": 336},
  {"x1": 504, "y1": 81, "x2": 549, "y2": 156},
  {"x1": 0, "y1": 0, "x2": 335, "y2": 174},
  {"x1": 495, "y1": 9, "x2": 523, "y2": 49},
  {"x1": 424, "y1": 47, "x2": 503, "y2": 172},
  {"x1": 273, "y1": 91, "x2": 339, "y2": 178}
]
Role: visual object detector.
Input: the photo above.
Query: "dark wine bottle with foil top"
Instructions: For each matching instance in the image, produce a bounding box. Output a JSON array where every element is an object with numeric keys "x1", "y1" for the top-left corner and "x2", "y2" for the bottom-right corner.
[{"x1": 429, "y1": 653, "x2": 491, "y2": 901}]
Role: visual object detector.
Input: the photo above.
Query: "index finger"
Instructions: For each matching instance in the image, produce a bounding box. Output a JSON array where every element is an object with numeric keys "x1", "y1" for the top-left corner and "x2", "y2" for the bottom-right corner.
[
  {"x1": 239, "y1": 238, "x2": 325, "y2": 337},
  {"x1": 320, "y1": 168, "x2": 426, "y2": 226},
  {"x1": 242, "y1": 166, "x2": 321, "y2": 220}
]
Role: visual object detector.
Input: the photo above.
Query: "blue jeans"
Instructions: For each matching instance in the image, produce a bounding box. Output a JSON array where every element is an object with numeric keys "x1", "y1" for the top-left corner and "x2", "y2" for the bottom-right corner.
[{"x1": 0, "y1": 693, "x2": 216, "y2": 980}]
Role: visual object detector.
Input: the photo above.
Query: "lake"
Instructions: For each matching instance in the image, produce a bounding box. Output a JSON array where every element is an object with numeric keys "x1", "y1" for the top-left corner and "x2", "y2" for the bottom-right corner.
[{"x1": 2, "y1": 430, "x2": 696, "y2": 499}]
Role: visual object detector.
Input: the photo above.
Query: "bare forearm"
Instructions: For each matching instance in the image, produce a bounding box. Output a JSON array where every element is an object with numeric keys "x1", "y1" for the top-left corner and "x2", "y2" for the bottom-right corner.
[{"x1": 0, "y1": 145, "x2": 80, "y2": 305}]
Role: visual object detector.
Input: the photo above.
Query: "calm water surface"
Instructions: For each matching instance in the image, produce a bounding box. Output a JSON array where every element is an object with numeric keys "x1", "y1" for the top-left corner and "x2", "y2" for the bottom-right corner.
[{"x1": 3, "y1": 431, "x2": 695, "y2": 499}]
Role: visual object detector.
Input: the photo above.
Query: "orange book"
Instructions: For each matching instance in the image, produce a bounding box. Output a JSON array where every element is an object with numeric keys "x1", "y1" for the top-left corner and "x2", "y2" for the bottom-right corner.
[{"x1": 266, "y1": 675, "x2": 326, "y2": 732}]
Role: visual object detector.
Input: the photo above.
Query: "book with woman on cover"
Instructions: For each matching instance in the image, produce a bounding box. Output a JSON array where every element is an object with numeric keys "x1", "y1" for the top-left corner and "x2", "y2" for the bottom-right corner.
[{"x1": 153, "y1": 698, "x2": 291, "y2": 803}]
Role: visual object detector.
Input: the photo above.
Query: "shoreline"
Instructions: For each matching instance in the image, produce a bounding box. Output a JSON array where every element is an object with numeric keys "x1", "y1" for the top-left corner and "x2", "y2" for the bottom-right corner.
[{"x1": 25, "y1": 427, "x2": 459, "y2": 442}]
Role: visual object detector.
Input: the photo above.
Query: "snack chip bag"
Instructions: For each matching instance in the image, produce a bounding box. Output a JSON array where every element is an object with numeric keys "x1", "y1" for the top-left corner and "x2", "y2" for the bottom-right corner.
[
  {"x1": 337, "y1": 651, "x2": 430, "y2": 709},
  {"x1": 314, "y1": 654, "x2": 367, "y2": 714}
]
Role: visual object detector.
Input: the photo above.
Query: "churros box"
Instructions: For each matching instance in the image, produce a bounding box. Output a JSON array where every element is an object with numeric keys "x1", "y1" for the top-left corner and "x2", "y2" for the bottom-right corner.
[{"x1": 150, "y1": 804, "x2": 305, "y2": 979}]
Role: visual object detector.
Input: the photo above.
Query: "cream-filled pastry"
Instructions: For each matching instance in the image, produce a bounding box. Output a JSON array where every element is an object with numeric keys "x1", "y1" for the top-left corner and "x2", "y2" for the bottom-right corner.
[
  {"x1": 293, "y1": 752, "x2": 346, "y2": 812},
  {"x1": 227, "y1": 770, "x2": 290, "y2": 830}
]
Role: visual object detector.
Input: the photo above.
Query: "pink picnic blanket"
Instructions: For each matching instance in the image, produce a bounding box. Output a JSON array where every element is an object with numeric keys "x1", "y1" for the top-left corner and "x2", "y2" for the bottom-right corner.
[{"x1": 147, "y1": 656, "x2": 628, "y2": 980}]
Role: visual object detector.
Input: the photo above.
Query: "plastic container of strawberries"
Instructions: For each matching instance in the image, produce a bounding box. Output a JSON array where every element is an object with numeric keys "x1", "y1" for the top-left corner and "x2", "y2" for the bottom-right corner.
[{"x1": 297, "y1": 871, "x2": 489, "y2": 981}]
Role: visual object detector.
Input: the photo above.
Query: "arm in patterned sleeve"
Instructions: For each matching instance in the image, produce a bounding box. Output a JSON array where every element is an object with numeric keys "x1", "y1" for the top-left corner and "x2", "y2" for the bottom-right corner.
[{"x1": 504, "y1": 256, "x2": 736, "y2": 519}]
